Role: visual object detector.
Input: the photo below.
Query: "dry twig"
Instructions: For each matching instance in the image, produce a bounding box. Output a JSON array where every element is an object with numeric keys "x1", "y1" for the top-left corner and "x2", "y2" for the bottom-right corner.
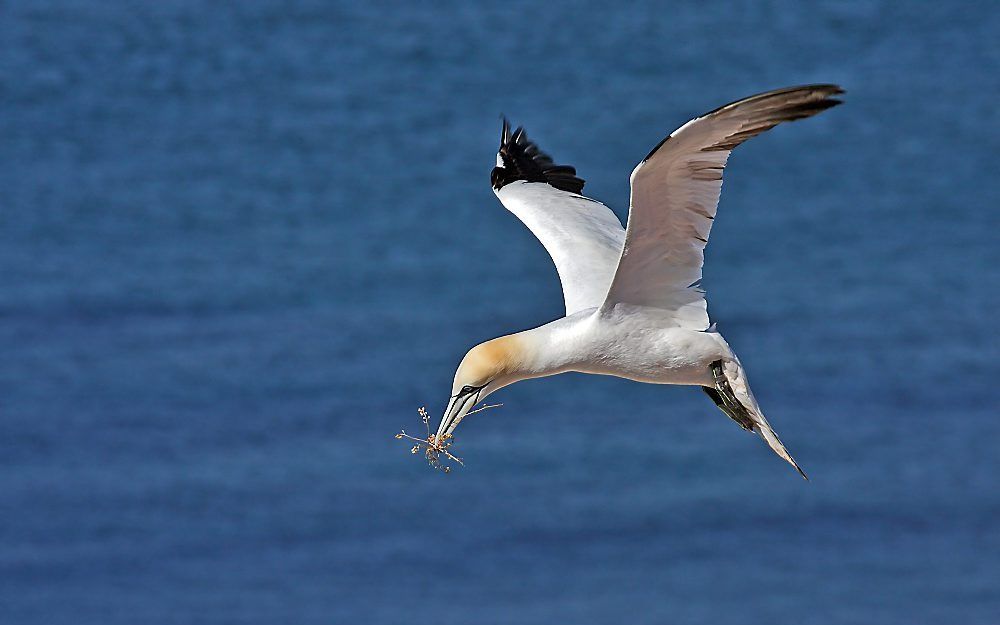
[{"x1": 394, "y1": 404, "x2": 502, "y2": 472}]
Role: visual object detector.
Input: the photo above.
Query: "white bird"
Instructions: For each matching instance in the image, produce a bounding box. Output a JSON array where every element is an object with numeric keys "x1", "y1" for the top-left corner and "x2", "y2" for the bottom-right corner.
[{"x1": 434, "y1": 85, "x2": 844, "y2": 478}]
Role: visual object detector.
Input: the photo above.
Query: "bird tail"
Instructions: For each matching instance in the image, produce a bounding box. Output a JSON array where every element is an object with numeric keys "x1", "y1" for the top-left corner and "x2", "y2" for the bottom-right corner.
[{"x1": 703, "y1": 358, "x2": 808, "y2": 480}]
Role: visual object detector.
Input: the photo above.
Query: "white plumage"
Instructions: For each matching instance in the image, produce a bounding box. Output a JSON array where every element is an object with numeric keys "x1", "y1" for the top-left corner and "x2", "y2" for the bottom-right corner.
[
  {"x1": 495, "y1": 182, "x2": 623, "y2": 315},
  {"x1": 434, "y1": 85, "x2": 844, "y2": 478}
]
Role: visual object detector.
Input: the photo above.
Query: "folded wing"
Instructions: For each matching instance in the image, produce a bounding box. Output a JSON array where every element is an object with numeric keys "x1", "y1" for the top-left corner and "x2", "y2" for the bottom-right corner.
[
  {"x1": 492, "y1": 121, "x2": 625, "y2": 315},
  {"x1": 601, "y1": 85, "x2": 844, "y2": 328}
]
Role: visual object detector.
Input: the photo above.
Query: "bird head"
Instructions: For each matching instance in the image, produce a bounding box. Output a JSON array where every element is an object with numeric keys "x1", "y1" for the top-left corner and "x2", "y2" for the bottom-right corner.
[{"x1": 434, "y1": 334, "x2": 529, "y2": 442}]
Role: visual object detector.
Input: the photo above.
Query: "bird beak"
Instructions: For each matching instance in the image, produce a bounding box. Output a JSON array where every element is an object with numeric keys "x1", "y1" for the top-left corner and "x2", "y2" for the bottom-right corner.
[{"x1": 434, "y1": 390, "x2": 478, "y2": 442}]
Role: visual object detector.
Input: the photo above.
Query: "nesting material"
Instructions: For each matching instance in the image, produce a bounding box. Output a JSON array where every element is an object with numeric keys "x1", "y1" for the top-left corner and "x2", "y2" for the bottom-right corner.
[{"x1": 395, "y1": 404, "x2": 501, "y2": 472}]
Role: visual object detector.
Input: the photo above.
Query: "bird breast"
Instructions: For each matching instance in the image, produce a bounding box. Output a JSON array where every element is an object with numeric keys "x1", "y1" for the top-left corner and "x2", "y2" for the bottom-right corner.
[{"x1": 542, "y1": 309, "x2": 725, "y2": 386}]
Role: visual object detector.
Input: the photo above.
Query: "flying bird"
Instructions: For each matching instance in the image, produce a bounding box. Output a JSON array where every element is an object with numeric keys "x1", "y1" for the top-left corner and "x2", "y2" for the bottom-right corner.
[{"x1": 434, "y1": 85, "x2": 844, "y2": 478}]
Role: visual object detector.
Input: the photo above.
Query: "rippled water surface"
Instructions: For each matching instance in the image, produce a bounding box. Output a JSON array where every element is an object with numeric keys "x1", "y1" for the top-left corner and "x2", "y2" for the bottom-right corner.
[{"x1": 2, "y1": 2, "x2": 998, "y2": 624}]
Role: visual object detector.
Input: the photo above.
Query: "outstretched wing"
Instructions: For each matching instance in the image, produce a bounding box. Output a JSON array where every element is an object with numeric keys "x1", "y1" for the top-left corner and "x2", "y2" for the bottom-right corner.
[
  {"x1": 601, "y1": 85, "x2": 844, "y2": 328},
  {"x1": 492, "y1": 120, "x2": 625, "y2": 315}
]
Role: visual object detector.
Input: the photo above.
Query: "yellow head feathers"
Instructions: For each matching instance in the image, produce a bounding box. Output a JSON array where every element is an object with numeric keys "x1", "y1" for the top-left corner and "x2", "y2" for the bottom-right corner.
[{"x1": 454, "y1": 335, "x2": 526, "y2": 389}]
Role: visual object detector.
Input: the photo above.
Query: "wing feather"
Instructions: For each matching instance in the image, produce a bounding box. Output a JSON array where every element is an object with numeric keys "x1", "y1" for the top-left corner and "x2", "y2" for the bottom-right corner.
[
  {"x1": 601, "y1": 84, "x2": 844, "y2": 328},
  {"x1": 491, "y1": 122, "x2": 625, "y2": 315},
  {"x1": 497, "y1": 182, "x2": 624, "y2": 315}
]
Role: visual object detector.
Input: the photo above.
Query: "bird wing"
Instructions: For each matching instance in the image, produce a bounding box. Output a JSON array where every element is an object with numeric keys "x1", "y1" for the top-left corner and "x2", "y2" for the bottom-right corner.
[
  {"x1": 600, "y1": 84, "x2": 844, "y2": 329},
  {"x1": 493, "y1": 121, "x2": 625, "y2": 315}
]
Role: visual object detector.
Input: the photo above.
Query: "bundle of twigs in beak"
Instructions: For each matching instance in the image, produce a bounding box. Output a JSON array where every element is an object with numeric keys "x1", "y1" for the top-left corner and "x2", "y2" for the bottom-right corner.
[{"x1": 395, "y1": 404, "x2": 501, "y2": 472}]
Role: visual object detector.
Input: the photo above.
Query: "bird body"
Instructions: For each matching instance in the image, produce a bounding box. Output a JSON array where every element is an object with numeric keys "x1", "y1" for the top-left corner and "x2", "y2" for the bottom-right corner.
[
  {"x1": 435, "y1": 85, "x2": 844, "y2": 478},
  {"x1": 504, "y1": 306, "x2": 724, "y2": 386}
]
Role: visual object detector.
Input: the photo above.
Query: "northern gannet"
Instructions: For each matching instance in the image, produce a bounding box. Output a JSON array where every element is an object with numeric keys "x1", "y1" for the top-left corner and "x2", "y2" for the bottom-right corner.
[{"x1": 434, "y1": 85, "x2": 844, "y2": 478}]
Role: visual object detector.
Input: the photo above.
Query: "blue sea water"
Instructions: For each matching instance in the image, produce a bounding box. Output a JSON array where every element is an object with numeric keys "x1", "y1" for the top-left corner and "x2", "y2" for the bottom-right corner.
[{"x1": 1, "y1": 1, "x2": 998, "y2": 623}]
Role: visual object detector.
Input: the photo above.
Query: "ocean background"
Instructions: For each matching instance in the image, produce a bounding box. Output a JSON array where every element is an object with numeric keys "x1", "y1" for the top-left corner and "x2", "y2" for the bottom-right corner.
[{"x1": 2, "y1": 2, "x2": 998, "y2": 623}]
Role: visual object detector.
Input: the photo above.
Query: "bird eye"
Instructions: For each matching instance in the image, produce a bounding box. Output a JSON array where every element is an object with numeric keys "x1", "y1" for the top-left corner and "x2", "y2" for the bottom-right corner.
[{"x1": 461, "y1": 385, "x2": 476, "y2": 394}]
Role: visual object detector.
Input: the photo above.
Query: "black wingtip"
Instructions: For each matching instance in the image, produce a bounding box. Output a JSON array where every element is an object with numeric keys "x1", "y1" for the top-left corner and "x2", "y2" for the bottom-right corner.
[
  {"x1": 500, "y1": 115, "x2": 510, "y2": 147},
  {"x1": 492, "y1": 120, "x2": 586, "y2": 194},
  {"x1": 695, "y1": 84, "x2": 847, "y2": 152}
]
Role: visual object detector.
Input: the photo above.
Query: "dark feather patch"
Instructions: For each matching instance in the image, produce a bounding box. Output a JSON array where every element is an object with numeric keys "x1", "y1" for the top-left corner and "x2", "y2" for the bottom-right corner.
[
  {"x1": 492, "y1": 118, "x2": 586, "y2": 194},
  {"x1": 643, "y1": 84, "x2": 845, "y2": 161},
  {"x1": 703, "y1": 87, "x2": 844, "y2": 152}
]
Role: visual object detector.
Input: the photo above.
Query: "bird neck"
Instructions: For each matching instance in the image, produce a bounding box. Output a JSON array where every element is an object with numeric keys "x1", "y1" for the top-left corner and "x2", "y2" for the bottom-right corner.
[{"x1": 504, "y1": 315, "x2": 588, "y2": 381}]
